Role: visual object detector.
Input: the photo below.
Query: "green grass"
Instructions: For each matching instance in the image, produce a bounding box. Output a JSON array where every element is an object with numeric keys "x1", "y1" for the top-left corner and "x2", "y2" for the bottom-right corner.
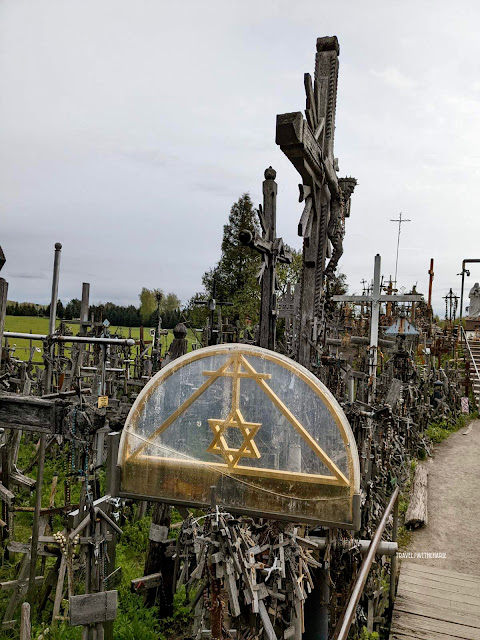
[
  {"x1": 425, "y1": 411, "x2": 478, "y2": 444},
  {"x1": 4, "y1": 316, "x2": 201, "y2": 365}
]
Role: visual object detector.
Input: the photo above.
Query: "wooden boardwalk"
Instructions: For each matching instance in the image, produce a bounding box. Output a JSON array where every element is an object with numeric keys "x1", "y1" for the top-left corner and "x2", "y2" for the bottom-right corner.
[{"x1": 390, "y1": 562, "x2": 480, "y2": 639}]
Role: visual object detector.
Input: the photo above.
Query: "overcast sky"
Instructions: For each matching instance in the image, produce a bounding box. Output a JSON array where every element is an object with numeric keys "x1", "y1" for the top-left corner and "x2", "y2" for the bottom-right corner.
[{"x1": 1, "y1": 0, "x2": 480, "y2": 316}]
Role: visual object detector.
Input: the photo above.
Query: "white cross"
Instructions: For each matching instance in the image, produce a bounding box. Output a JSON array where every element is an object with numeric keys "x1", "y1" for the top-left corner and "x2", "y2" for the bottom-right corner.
[{"x1": 332, "y1": 254, "x2": 423, "y2": 401}]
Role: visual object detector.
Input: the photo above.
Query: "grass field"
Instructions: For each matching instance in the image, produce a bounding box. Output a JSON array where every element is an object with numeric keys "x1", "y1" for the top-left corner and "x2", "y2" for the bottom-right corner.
[{"x1": 4, "y1": 316, "x2": 201, "y2": 364}]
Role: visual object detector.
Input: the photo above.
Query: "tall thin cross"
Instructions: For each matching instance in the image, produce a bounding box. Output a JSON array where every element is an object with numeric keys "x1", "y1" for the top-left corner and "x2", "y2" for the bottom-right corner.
[
  {"x1": 240, "y1": 167, "x2": 292, "y2": 351},
  {"x1": 332, "y1": 254, "x2": 423, "y2": 401},
  {"x1": 276, "y1": 36, "x2": 356, "y2": 369},
  {"x1": 390, "y1": 212, "x2": 411, "y2": 287},
  {"x1": 427, "y1": 258, "x2": 434, "y2": 312}
]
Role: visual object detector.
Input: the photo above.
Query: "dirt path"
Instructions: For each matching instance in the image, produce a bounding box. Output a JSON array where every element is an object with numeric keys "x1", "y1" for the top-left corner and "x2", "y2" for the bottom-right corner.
[{"x1": 406, "y1": 419, "x2": 480, "y2": 576}]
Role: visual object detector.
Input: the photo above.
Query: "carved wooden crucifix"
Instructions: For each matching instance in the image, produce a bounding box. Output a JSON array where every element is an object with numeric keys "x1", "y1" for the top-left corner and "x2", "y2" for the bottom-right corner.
[
  {"x1": 276, "y1": 36, "x2": 356, "y2": 369},
  {"x1": 240, "y1": 167, "x2": 292, "y2": 351}
]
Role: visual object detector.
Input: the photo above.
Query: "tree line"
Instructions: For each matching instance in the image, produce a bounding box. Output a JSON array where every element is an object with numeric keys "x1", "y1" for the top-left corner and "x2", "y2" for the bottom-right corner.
[
  {"x1": 184, "y1": 193, "x2": 303, "y2": 328},
  {"x1": 6, "y1": 290, "x2": 183, "y2": 329},
  {"x1": 7, "y1": 192, "x2": 346, "y2": 333}
]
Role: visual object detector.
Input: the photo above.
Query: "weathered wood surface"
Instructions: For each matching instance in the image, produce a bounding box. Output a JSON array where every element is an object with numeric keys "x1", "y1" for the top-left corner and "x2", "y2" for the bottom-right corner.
[
  {"x1": 405, "y1": 466, "x2": 428, "y2": 529},
  {"x1": 390, "y1": 562, "x2": 480, "y2": 639},
  {"x1": 0, "y1": 277, "x2": 8, "y2": 369},
  {"x1": 20, "y1": 602, "x2": 30, "y2": 640},
  {"x1": 0, "y1": 394, "x2": 57, "y2": 433},
  {"x1": 69, "y1": 590, "x2": 117, "y2": 626}
]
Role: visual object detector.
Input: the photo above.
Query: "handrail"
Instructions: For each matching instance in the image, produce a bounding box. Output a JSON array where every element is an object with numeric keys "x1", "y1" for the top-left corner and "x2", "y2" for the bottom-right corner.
[
  {"x1": 460, "y1": 324, "x2": 480, "y2": 408},
  {"x1": 332, "y1": 486, "x2": 400, "y2": 640}
]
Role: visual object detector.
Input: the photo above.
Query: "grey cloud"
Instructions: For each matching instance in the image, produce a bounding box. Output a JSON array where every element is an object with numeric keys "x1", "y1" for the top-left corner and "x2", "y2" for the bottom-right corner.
[
  {"x1": 10, "y1": 272, "x2": 47, "y2": 280},
  {"x1": 1, "y1": 0, "x2": 479, "y2": 319}
]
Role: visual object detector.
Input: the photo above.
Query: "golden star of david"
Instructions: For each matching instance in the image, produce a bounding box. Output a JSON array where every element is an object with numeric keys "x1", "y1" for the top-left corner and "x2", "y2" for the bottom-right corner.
[
  {"x1": 129, "y1": 350, "x2": 349, "y2": 488},
  {"x1": 207, "y1": 408, "x2": 261, "y2": 468},
  {"x1": 204, "y1": 353, "x2": 268, "y2": 468}
]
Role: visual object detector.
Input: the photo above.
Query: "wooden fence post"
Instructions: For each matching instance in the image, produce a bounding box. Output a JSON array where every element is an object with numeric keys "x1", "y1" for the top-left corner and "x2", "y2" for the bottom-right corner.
[
  {"x1": 0, "y1": 276, "x2": 8, "y2": 369},
  {"x1": 20, "y1": 602, "x2": 31, "y2": 640}
]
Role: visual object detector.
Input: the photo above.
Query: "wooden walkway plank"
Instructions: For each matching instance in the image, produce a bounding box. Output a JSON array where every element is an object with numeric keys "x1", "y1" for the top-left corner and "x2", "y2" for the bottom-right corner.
[
  {"x1": 391, "y1": 622, "x2": 475, "y2": 640},
  {"x1": 395, "y1": 591, "x2": 480, "y2": 618},
  {"x1": 391, "y1": 563, "x2": 480, "y2": 638},
  {"x1": 391, "y1": 611, "x2": 480, "y2": 640},
  {"x1": 400, "y1": 571, "x2": 480, "y2": 598},
  {"x1": 402, "y1": 561, "x2": 480, "y2": 585},
  {"x1": 402, "y1": 566, "x2": 480, "y2": 591},
  {"x1": 397, "y1": 575, "x2": 480, "y2": 608},
  {"x1": 395, "y1": 595, "x2": 480, "y2": 627}
]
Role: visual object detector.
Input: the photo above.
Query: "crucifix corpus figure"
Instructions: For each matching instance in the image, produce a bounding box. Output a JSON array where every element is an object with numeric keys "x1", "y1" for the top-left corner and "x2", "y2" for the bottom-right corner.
[{"x1": 276, "y1": 36, "x2": 357, "y2": 369}]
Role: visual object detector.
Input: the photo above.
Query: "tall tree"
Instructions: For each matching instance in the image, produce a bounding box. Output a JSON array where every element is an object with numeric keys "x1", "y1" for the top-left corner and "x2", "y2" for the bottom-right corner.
[
  {"x1": 139, "y1": 288, "x2": 160, "y2": 323},
  {"x1": 163, "y1": 292, "x2": 181, "y2": 312},
  {"x1": 202, "y1": 193, "x2": 261, "y2": 321},
  {"x1": 277, "y1": 247, "x2": 302, "y2": 295}
]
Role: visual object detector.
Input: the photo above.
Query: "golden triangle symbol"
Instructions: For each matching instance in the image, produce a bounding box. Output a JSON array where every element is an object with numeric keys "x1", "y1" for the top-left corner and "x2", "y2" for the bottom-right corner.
[{"x1": 204, "y1": 353, "x2": 268, "y2": 468}]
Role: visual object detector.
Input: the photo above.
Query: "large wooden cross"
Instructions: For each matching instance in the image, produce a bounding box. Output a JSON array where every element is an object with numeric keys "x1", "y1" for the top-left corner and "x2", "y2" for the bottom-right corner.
[
  {"x1": 332, "y1": 254, "x2": 423, "y2": 401},
  {"x1": 276, "y1": 36, "x2": 357, "y2": 369}
]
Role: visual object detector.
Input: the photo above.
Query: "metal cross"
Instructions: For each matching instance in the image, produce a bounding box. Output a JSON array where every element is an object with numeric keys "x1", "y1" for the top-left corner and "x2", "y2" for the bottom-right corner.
[{"x1": 390, "y1": 212, "x2": 411, "y2": 287}]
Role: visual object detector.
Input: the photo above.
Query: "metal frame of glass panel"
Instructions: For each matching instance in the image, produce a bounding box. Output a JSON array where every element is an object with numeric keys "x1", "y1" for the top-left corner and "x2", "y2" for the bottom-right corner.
[{"x1": 117, "y1": 345, "x2": 361, "y2": 529}]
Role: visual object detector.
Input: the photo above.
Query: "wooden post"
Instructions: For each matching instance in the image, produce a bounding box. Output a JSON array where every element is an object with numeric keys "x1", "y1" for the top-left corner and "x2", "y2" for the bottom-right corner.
[
  {"x1": 45, "y1": 243, "x2": 62, "y2": 394},
  {"x1": 28, "y1": 433, "x2": 47, "y2": 603},
  {"x1": 106, "y1": 432, "x2": 120, "y2": 498},
  {"x1": 20, "y1": 602, "x2": 31, "y2": 640},
  {"x1": 0, "y1": 276, "x2": 8, "y2": 369},
  {"x1": 368, "y1": 254, "x2": 381, "y2": 404},
  {"x1": 81, "y1": 283, "x2": 90, "y2": 330},
  {"x1": 1, "y1": 438, "x2": 13, "y2": 559},
  {"x1": 259, "y1": 167, "x2": 278, "y2": 351},
  {"x1": 240, "y1": 168, "x2": 291, "y2": 351}
]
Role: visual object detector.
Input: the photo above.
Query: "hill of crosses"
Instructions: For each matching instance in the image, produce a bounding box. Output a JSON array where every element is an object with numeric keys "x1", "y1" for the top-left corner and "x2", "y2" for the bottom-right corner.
[{"x1": 0, "y1": 34, "x2": 473, "y2": 640}]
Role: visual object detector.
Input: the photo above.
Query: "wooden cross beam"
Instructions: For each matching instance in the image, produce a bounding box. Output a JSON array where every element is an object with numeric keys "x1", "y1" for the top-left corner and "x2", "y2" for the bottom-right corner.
[
  {"x1": 332, "y1": 254, "x2": 423, "y2": 400},
  {"x1": 0, "y1": 394, "x2": 59, "y2": 433},
  {"x1": 275, "y1": 36, "x2": 357, "y2": 368}
]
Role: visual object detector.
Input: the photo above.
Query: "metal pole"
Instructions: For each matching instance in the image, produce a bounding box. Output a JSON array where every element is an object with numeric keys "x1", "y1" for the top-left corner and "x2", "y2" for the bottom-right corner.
[
  {"x1": 389, "y1": 493, "x2": 399, "y2": 605},
  {"x1": 4, "y1": 332, "x2": 135, "y2": 346},
  {"x1": 459, "y1": 259, "x2": 480, "y2": 322},
  {"x1": 333, "y1": 486, "x2": 400, "y2": 640},
  {"x1": 460, "y1": 262, "x2": 465, "y2": 322}
]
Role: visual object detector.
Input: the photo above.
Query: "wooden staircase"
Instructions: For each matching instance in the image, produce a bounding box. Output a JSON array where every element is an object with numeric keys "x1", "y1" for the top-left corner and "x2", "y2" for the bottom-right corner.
[{"x1": 464, "y1": 337, "x2": 480, "y2": 408}]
